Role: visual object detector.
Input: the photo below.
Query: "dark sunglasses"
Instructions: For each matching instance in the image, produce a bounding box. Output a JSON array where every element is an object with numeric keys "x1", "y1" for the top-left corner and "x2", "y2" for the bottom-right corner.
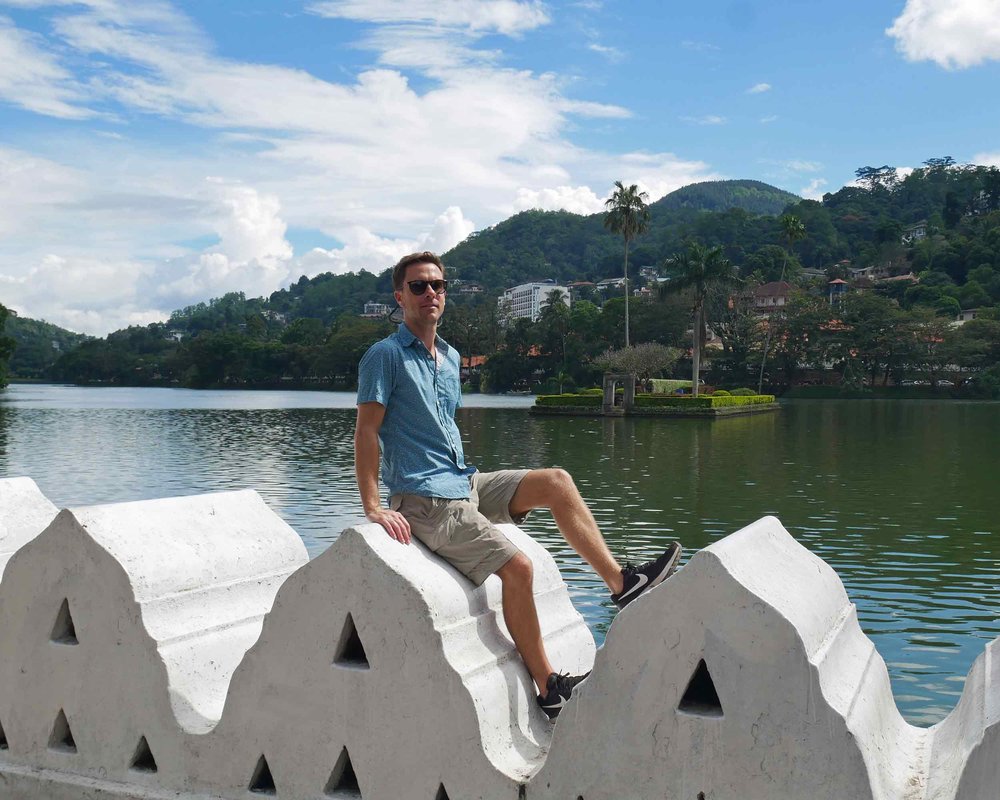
[{"x1": 407, "y1": 279, "x2": 448, "y2": 295}]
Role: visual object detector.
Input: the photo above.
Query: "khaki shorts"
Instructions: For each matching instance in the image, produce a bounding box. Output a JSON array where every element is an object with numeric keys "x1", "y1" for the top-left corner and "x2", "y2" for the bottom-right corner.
[{"x1": 389, "y1": 469, "x2": 530, "y2": 586}]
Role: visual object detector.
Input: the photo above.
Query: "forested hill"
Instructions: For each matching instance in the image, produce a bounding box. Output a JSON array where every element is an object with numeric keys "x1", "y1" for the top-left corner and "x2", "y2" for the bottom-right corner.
[
  {"x1": 15, "y1": 159, "x2": 1000, "y2": 390},
  {"x1": 6, "y1": 315, "x2": 91, "y2": 380},
  {"x1": 443, "y1": 179, "x2": 801, "y2": 287},
  {"x1": 649, "y1": 179, "x2": 800, "y2": 215}
]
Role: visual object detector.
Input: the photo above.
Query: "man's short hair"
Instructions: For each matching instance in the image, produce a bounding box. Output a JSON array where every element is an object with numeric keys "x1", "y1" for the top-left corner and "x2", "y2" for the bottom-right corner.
[{"x1": 392, "y1": 251, "x2": 445, "y2": 291}]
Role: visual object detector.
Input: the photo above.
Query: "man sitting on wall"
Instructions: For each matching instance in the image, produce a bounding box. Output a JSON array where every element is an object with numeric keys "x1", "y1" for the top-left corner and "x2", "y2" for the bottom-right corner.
[{"x1": 354, "y1": 251, "x2": 682, "y2": 719}]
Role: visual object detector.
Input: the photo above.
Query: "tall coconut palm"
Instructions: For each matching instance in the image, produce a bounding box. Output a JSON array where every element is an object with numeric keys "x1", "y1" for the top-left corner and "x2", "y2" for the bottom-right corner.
[
  {"x1": 603, "y1": 181, "x2": 650, "y2": 348},
  {"x1": 757, "y1": 214, "x2": 806, "y2": 393},
  {"x1": 660, "y1": 243, "x2": 737, "y2": 396}
]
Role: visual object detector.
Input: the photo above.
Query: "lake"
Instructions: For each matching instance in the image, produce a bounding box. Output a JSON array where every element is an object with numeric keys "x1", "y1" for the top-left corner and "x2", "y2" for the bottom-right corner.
[{"x1": 1, "y1": 383, "x2": 998, "y2": 726}]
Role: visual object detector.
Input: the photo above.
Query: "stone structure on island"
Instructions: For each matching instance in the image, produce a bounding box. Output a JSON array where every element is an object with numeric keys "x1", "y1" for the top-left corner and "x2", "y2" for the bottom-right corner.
[{"x1": 0, "y1": 476, "x2": 998, "y2": 799}]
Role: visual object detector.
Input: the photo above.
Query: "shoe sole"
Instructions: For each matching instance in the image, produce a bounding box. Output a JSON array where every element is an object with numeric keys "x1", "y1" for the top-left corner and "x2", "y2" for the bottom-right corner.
[
  {"x1": 615, "y1": 542, "x2": 683, "y2": 609},
  {"x1": 647, "y1": 541, "x2": 682, "y2": 591}
]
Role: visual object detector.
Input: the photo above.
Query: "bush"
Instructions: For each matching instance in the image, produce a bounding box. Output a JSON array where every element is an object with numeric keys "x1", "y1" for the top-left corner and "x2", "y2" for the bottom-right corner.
[
  {"x1": 730, "y1": 387, "x2": 756, "y2": 396},
  {"x1": 534, "y1": 393, "x2": 602, "y2": 407},
  {"x1": 650, "y1": 379, "x2": 693, "y2": 394},
  {"x1": 634, "y1": 394, "x2": 775, "y2": 409},
  {"x1": 580, "y1": 387, "x2": 604, "y2": 396},
  {"x1": 711, "y1": 389, "x2": 731, "y2": 396}
]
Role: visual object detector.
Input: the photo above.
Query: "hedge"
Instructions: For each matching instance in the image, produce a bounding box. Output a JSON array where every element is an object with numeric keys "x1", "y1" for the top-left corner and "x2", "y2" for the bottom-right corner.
[
  {"x1": 534, "y1": 394, "x2": 602, "y2": 407},
  {"x1": 634, "y1": 394, "x2": 776, "y2": 408},
  {"x1": 535, "y1": 393, "x2": 775, "y2": 409}
]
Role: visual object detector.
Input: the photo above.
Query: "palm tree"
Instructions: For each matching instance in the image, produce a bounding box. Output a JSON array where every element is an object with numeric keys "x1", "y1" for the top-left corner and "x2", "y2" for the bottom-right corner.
[
  {"x1": 603, "y1": 181, "x2": 650, "y2": 348},
  {"x1": 756, "y1": 214, "x2": 806, "y2": 393},
  {"x1": 660, "y1": 243, "x2": 737, "y2": 397}
]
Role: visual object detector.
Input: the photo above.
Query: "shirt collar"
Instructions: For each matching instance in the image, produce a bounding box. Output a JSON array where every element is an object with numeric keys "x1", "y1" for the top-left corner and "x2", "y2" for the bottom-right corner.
[{"x1": 396, "y1": 323, "x2": 450, "y2": 354}]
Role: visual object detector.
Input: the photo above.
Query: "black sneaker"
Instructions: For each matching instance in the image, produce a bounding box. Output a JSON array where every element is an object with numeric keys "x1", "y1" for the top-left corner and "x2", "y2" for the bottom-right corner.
[
  {"x1": 610, "y1": 541, "x2": 683, "y2": 609},
  {"x1": 537, "y1": 672, "x2": 589, "y2": 720}
]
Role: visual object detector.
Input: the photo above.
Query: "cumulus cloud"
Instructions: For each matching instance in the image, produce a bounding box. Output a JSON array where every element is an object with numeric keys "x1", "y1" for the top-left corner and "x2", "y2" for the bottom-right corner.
[
  {"x1": 0, "y1": 0, "x2": 715, "y2": 334},
  {"x1": 887, "y1": 0, "x2": 1000, "y2": 69},
  {"x1": 800, "y1": 178, "x2": 828, "y2": 200},
  {"x1": 0, "y1": 253, "x2": 162, "y2": 335},
  {"x1": 746, "y1": 82, "x2": 771, "y2": 94},
  {"x1": 760, "y1": 115, "x2": 778, "y2": 123},
  {"x1": 974, "y1": 151, "x2": 1000, "y2": 166},
  {"x1": 294, "y1": 206, "x2": 475, "y2": 278},
  {"x1": 514, "y1": 185, "x2": 605, "y2": 214}
]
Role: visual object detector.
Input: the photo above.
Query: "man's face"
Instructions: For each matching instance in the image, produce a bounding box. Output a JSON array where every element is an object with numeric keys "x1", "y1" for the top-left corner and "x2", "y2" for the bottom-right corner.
[{"x1": 395, "y1": 261, "x2": 446, "y2": 326}]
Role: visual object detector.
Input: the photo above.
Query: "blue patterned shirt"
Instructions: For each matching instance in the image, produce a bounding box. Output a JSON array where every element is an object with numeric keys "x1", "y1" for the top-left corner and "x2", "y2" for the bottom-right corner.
[{"x1": 357, "y1": 323, "x2": 475, "y2": 498}]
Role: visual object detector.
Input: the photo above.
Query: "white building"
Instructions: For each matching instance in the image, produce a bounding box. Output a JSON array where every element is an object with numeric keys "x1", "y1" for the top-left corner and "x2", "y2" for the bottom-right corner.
[
  {"x1": 500, "y1": 282, "x2": 571, "y2": 322},
  {"x1": 361, "y1": 301, "x2": 393, "y2": 319}
]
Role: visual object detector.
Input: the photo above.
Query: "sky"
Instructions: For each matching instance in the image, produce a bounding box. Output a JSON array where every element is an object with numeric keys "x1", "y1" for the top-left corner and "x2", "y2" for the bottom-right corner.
[{"x1": 1, "y1": 0, "x2": 999, "y2": 335}]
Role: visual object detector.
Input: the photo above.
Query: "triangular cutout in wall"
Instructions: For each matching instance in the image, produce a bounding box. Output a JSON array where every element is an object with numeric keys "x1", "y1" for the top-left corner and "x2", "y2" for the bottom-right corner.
[
  {"x1": 249, "y1": 754, "x2": 276, "y2": 794},
  {"x1": 678, "y1": 658, "x2": 723, "y2": 717},
  {"x1": 435, "y1": 783, "x2": 451, "y2": 800},
  {"x1": 48, "y1": 709, "x2": 77, "y2": 752},
  {"x1": 332, "y1": 613, "x2": 370, "y2": 669},
  {"x1": 50, "y1": 598, "x2": 79, "y2": 645},
  {"x1": 0, "y1": 716, "x2": 8, "y2": 750},
  {"x1": 129, "y1": 735, "x2": 157, "y2": 772},
  {"x1": 324, "y1": 746, "x2": 362, "y2": 797}
]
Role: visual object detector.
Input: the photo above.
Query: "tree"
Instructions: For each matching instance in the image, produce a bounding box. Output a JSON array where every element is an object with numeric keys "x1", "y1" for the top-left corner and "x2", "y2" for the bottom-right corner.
[
  {"x1": 757, "y1": 214, "x2": 806, "y2": 392},
  {"x1": 660, "y1": 243, "x2": 738, "y2": 396},
  {"x1": 0, "y1": 304, "x2": 18, "y2": 387},
  {"x1": 603, "y1": 181, "x2": 650, "y2": 348},
  {"x1": 595, "y1": 343, "x2": 680, "y2": 384},
  {"x1": 855, "y1": 165, "x2": 899, "y2": 193}
]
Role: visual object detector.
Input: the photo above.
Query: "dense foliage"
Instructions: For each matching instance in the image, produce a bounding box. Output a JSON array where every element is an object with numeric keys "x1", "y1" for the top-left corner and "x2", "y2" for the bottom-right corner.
[
  {"x1": 5, "y1": 315, "x2": 90, "y2": 380},
  {"x1": 7, "y1": 163, "x2": 1000, "y2": 394},
  {"x1": 0, "y1": 304, "x2": 17, "y2": 387}
]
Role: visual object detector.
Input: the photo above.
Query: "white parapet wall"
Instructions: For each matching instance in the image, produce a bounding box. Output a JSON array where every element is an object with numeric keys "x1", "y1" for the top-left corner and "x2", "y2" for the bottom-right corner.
[
  {"x1": 0, "y1": 477, "x2": 58, "y2": 579},
  {"x1": 0, "y1": 485, "x2": 998, "y2": 799}
]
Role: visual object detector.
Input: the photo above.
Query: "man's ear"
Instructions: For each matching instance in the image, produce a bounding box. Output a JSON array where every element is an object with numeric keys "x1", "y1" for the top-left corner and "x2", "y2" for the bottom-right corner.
[{"x1": 393, "y1": 289, "x2": 403, "y2": 305}]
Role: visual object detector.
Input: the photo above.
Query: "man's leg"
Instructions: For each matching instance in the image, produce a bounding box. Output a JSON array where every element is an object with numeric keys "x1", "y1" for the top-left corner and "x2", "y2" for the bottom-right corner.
[
  {"x1": 495, "y1": 552, "x2": 555, "y2": 692},
  {"x1": 508, "y1": 468, "x2": 625, "y2": 595}
]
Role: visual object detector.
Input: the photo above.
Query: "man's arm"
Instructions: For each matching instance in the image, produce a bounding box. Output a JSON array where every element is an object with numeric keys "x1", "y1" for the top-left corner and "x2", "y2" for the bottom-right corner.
[{"x1": 355, "y1": 401, "x2": 411, "y2": 544}]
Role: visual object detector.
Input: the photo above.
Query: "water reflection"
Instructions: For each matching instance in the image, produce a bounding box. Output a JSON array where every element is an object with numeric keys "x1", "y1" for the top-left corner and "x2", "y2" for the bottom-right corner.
[{"x1": 0, "y1": 386, "x2": 998, "y2": 727}]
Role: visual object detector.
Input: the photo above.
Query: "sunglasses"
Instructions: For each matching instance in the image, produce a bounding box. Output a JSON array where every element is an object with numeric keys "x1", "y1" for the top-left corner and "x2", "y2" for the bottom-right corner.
[{"x1": 407, "y1": 279, "x2": 448, "y2": 295}]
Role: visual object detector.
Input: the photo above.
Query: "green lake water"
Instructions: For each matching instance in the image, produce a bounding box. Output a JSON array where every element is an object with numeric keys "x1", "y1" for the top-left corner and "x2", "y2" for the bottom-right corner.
[{"x1": 1, "y1": 384, "x2": 998, "y2": 726}]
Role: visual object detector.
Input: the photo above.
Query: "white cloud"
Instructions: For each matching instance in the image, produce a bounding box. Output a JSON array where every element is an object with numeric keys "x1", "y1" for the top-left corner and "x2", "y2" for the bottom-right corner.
[
  {"x1": 307, "y1": 0, "x2": 550, "y2": 35},
  {"x1": 0, "y1": 253, "x2": 161, "y2": 335},
  {"x1": 615, "y1": 152, "x2": 722, "y2": 202},
  {"x1": 588, "y1": 42, "x2": 624, "y2": 62},
  {"x1": 0, "y1": 15, "x2": 93, "y2": 118},
  {"x1": 800, "y1": 178, "x2": 828, "y2": 200},
  {"x1": 759, "y1": 115, "x2": 779, "y2": 124},
  {"x1": 682, "y1": 114, "x2": 727, "y2": 125},
  {"x1": 0, "y1": 0, "x2": 714, "y2": 334},
  {"x1": 514, "y1": 185, "x2": 605, "y2": 214},
  {"x1": 746, "y1": 82, "x2": 771, "y2": 94},
  {"x1": 887, "y1": 0, "x2": 1000, "y2": 69},
  {"x1": 784, "y1": 159, "x2": 823, "y2": 173},
  {"x1": 974, "y1": 151, "x2": 1000, "y2": 166},
  {"x1": 294, "y1": 206, "x2": 475, "y2": 278}
]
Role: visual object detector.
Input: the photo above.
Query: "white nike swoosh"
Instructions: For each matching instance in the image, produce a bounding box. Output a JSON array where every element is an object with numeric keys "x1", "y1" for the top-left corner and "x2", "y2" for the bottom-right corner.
[
  {"x1": 541, "y1": 697, "x2": 567, "y2": 710},
  {"x1": 619, "y1": 572, "x2": 649, "y2": 600}
]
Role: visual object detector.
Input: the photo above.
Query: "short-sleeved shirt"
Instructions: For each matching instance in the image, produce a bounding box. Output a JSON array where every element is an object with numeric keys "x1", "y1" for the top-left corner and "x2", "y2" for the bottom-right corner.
[{"x1": 357, "y1": 323, "x2": 475, "y2": 499}]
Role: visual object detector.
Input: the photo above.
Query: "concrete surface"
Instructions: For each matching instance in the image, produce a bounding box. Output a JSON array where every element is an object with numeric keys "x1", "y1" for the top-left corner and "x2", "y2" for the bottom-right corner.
[{"x1": 1, "y1": 488, "x2": 999, "y2": 799}]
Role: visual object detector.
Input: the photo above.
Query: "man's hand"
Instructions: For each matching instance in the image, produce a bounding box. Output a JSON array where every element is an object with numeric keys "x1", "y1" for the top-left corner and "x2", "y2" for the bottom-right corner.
[{"x1": 366, "y1": 507, "x2": 411, "y2": 544}]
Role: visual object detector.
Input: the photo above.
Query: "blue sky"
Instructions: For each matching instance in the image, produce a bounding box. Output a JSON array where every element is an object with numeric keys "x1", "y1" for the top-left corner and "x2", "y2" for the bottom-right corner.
[{"x1": 1, "y1": 0, "x2": 999, "y2": 334}]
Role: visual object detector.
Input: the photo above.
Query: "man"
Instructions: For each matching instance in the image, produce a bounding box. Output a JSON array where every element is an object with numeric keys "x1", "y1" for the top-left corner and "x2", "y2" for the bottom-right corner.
[{"x1": 355, "y1": 251, "x2": 681, "y2": 720}]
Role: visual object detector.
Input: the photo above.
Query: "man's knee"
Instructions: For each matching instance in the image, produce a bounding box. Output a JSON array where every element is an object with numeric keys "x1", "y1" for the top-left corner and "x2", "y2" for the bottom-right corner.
[
  {"x1": 497, "y1": 551, "x2": 533, "y2": 587},
  {"x1": 536, "y1": 467, "x2": 575, "y2": 497}
]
